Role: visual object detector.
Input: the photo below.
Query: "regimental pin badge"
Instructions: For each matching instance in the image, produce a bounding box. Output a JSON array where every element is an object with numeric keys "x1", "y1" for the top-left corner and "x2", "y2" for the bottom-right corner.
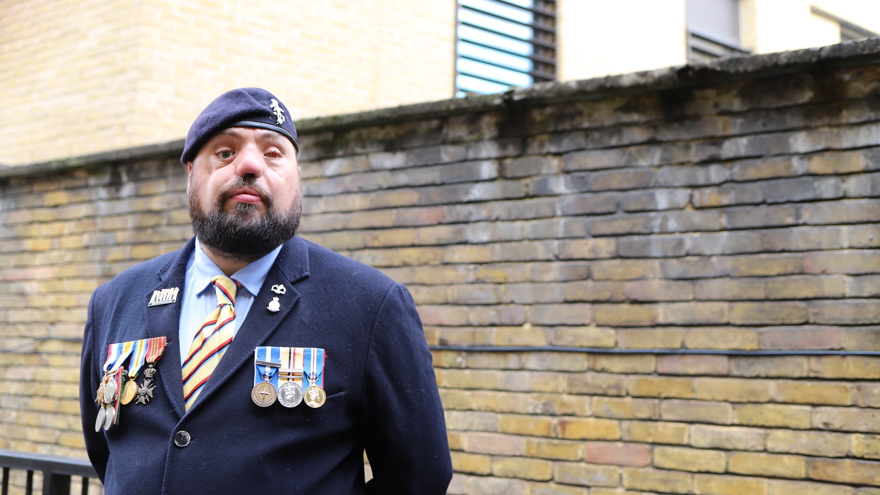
[
  {"x1": 267, "y1": 297, "x2": 281, "y2": 313},
  {"x1": 269, "y1": 99, "x2": 285, "y2": 125},
  {"x1": 148, "y1": 287, "x2": 180, "y2": 307},
  {"x1": 271, "y1": 284, "x2": 286, "y2": 295}
]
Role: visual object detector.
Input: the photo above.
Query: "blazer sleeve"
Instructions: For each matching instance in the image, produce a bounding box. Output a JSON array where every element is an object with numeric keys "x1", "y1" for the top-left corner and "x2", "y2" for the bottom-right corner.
[
  {"x1": 79, "y1": 289, "x2": 109, "y2": 481},
  {"x1": 361, "y1": 283, "x2": 452, "y2": 495}
]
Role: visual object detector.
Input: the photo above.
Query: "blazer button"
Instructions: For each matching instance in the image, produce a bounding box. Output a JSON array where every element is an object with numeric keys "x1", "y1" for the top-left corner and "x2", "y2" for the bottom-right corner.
[{"x1": 173, "y1": 430, "x2": 191, "y2": 448}]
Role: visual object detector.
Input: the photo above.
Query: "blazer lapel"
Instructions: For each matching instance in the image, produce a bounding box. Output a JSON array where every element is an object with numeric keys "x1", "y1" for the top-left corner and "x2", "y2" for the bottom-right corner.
[
  {"x1": 188, "y1": 238, "x2": 310, "y2": 412},
  {"x1": 144, "y1": 239, "x2": 195, "y2": 418}
]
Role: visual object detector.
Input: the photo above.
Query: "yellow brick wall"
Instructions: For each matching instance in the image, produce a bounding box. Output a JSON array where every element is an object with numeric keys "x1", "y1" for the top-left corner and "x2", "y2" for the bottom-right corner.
[
  {"x1": 0, "y1": 0, "x2": 456, "y2": 165},
  {"x1": 0, "y1": 0, "x2": 143, "y2": 166}
]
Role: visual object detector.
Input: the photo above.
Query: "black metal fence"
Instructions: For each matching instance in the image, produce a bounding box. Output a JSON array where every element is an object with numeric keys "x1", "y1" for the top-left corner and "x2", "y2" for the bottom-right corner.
[{"x1": 0, "y1": 450, "x2": 98, "y2": 495}]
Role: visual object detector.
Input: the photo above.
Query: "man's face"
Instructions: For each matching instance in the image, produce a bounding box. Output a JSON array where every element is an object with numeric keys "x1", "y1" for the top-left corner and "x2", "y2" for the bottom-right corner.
[{"x1": 187, "y1": 127, "x2": 302, "y2": 262}]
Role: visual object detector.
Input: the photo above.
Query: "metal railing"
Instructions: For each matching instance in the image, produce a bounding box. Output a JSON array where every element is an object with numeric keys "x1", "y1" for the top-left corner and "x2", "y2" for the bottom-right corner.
[{"x1": 0, "y1": 450, "x2": 98, "y2": 495}]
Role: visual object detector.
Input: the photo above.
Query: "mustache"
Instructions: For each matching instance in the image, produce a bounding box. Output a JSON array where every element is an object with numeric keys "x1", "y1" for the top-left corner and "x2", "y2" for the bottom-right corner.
[{"x1": 217, "y1": 178, "x2": 272, "y2": 208}]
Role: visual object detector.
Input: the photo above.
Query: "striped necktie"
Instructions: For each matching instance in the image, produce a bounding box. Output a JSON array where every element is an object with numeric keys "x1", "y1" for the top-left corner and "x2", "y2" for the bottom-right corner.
[{"x1": 182, "y1": 275, "x2": 239, "y2": 410}]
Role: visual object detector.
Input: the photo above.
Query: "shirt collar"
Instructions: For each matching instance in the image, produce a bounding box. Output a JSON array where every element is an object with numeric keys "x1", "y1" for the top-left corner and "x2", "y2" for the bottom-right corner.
[{"x1": 192, "y1": 238, "x2": 284, "y2": 297}]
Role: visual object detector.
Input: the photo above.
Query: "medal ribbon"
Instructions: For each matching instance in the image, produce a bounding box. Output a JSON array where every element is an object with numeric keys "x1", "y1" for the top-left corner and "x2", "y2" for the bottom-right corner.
[
  {"x1": 145, "y1": 336, "x2": 167, "y2": 365},
  {"x1": 278, "y1": 347, "x2": 305, "y2": 387},
  {"x1": 254, "y1": 346, "x2": 281, "y2": 388},
  {"x1": 103, "y1": 341, "x2": 135, "y2": 374},
  {"x1": 126, "y1": 339, "x2": 149, "y2": 379},
  {"x1": 279, "y1": 347, "x2": 291, "y2": 382},
  {"x1": 293, "y1": 347, "x2": 304, "y2": 388},
  {"x1": 303, "y1": 347, "x2": 325, "y2": 388}
]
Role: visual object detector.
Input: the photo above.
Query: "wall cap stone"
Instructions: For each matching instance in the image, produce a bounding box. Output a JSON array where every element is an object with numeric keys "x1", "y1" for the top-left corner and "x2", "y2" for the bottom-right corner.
[
  {"x1": 0, "y1": 140, "x2": 184, "y2": 180},
  {"x1": 3, "y1": 38, "x2": 880, "y2": 179}
]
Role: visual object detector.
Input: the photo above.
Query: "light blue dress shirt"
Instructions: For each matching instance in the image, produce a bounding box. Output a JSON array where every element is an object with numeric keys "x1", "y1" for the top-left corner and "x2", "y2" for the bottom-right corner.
[{"x1": 178, "y1": 239, "x2": 283, "y2": 363}]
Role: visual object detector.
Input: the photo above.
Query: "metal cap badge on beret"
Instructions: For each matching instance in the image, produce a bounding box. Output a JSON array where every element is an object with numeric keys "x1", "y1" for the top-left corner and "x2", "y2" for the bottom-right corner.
[{"x1": 181, "y1": 87, "x2": 298, "y2": 164}]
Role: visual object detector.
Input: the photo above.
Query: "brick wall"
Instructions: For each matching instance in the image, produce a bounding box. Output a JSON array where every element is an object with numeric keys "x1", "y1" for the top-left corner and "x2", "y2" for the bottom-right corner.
[{"x1": 3, "y1": 41, "x2": 880, "y2": 493}]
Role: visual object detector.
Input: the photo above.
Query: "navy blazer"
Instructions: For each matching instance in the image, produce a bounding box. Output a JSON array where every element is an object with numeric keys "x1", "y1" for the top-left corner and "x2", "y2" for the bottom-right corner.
[{"x1": 80, "y1": 237, "x2": 452, "y2": 494}]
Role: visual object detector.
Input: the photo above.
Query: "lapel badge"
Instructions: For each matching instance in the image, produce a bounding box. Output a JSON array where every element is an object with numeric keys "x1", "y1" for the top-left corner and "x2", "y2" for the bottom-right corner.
[
  {"x1": 148, "y1": 287, "x2": 180, "y2": 307},
  {"x1": 271, "y1": 284, "x2": 286, "y2": 295},
  {"x1": 267, "y1": 297, "x2": 281, "y2": 313},
  {"x1": 269, "y1": 99, "x2": 285, "y2": 125}
]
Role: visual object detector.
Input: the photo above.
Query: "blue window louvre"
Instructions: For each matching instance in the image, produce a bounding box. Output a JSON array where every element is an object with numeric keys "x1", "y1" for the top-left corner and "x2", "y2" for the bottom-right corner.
[{"x1": 456, "y1": 0, "x2": 556, "y2": 96}]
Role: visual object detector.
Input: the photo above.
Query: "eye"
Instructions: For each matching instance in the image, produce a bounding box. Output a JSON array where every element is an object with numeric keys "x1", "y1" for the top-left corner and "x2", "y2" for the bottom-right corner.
[
  {"x1": 217, "y1": 150, "x2": 234, "y2": 160},
  {"x1": 265, "y1": 150, "x2": 282, "y2": 158}
]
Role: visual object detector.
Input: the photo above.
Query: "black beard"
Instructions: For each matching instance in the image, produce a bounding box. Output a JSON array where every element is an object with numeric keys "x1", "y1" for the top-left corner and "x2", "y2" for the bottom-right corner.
[{"x1": 189, "y1": 178, "x2": 301, "y2": 263}]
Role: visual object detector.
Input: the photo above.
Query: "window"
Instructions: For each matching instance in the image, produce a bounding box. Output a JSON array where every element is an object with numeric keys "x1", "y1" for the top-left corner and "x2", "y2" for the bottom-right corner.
[
  {"x1": 810, "y1": 6, "x2": 878, "y2": 42},
  {"x1": 455, "y1": 0, "x2": 556, "y2": 96},
  {"x1": 686, "y1": 0, "x2": 749, "y2": 62}
]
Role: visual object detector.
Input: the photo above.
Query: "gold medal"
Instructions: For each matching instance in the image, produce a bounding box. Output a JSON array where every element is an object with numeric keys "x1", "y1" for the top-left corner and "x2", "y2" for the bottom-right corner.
[
  {"x1": 251, "y1": 381, "x2": 277, "y2": 407},
  {"x1": 120, "y1": 379, "x2": 138, "y2": 405},
  {"x1": 304, "y1": 385, "x2": 326, "y2": 408},
  {"x1": 302, "y1": 348, "x2": 325, "y2": 408}
]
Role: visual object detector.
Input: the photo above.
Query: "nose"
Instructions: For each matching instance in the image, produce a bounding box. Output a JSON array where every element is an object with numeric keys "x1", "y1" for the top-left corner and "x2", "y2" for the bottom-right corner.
[{"x1": 234, "y1": 145, "x2": 265, "y2": 178}]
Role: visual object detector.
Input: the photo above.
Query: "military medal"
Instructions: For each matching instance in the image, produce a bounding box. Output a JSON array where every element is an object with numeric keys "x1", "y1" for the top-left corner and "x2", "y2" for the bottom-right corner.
[
  {"x1": 94, "y1": 372, "x2": 111, "y2": 431},
  {"x1": 121, "y1": 339, "x2": 149, "y2": 405},
  {"x1": 95, "y1": 404, "x2": 106, "y2": 432},
  {"x1": 303, "y1": 347, "x2": 326, "y2": 409},
  {"x1": 120, "y1": 378, "x2": 138, "y2": 405},
  {"x1": 104, "y1": 368, "x2": 124, "y2": 430},
  {"x1": 136, "y1": 367, "x2": 157, "y2": 405},
  {"x1": 277, "y1": 347, "x2": 304, "y2": 408},
  {"x1": 98, "y1": 341, "x2": 135, "y2": 430},
  {"x1": 135, "y1": 337, "x2": 166, "y2": 405},
  {"x1": 304, "y1": 384, "x2": 326, "y2": 408},
  {"x1": 103, "y1": 372, "x2": 118, "y2": 404},
  {"x1": 103, "y1": 405, "x2": 115, "y2": 430},
  {"x1": 104, "y1": 396, "x2": 117, "y2": 430},
  {"x1": 252, "y1": 381, "x2": 277, "y2": 407},
  {"x1": 252, "y1": 347, "x2": 280, "y2": 407}
]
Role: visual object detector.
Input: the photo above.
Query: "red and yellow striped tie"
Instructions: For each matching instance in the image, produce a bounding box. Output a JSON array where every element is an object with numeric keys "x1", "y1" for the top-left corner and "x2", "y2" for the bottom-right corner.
[{"x1": 182, "y1": 275, "x2": 239, "y2": 410}]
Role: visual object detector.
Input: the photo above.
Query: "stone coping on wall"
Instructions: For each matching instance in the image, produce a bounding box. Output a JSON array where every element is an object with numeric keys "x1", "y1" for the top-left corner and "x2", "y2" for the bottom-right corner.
[{"x1": 3, "y1": 37, "x2": 880, "y2": 181}]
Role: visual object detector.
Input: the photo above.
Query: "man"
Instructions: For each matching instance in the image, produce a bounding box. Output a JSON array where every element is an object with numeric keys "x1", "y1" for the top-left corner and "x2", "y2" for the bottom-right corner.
[{"x1": 79, "y1": 88, "x2": 453, "y2": 494}]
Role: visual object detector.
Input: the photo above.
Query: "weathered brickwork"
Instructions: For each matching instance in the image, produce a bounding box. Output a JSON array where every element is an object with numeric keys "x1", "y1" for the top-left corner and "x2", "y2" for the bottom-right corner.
[{"x1": 3, "y1": 42, "x2": 880, "y2": 493}]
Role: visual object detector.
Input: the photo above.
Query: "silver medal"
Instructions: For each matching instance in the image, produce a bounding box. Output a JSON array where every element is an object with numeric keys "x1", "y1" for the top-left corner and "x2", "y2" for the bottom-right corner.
[
  {"x1": 95, "y1": 406, "x2": 106, "y2": 432},
  {"x1": 103, "y1": 378, "x2": 118, "y2": 404},
  {"x1": 103, "y1": 404, "x2": 116, "y2": 430},
  {"x1": 277, "y1": 381, "x2": 303, "y2": 408}
]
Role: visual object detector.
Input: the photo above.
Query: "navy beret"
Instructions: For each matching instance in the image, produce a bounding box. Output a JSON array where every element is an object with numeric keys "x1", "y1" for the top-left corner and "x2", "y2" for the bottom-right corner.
[{"x1": 181, "y1": 88, "x2": 298, "y2": 164}]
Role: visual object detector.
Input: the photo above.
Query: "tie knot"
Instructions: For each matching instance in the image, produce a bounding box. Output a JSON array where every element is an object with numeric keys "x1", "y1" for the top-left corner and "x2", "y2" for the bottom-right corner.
[{"x1": 211, "y1": 275, "x2": 239, "y2": 305}]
